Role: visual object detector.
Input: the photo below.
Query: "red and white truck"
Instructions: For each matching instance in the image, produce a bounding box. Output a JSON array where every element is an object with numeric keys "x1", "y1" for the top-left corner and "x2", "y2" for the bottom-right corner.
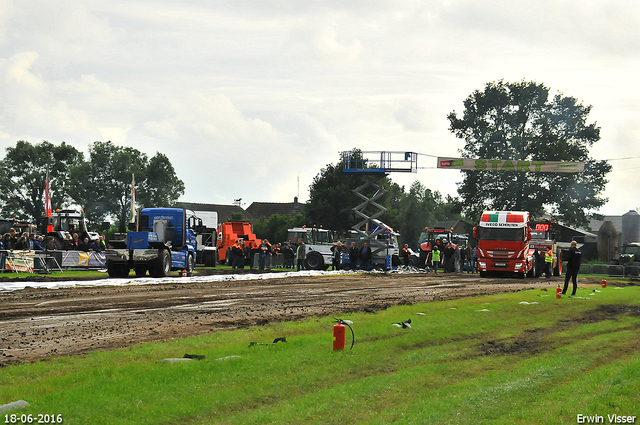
[{"x1": 474, "y1": 211, "x2": 537, "y2": 278}]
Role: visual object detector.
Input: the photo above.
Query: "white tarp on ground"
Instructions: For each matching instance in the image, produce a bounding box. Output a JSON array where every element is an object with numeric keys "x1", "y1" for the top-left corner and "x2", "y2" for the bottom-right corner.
[{"x1": 0, "y1": 269, "x2": 374, "y2": 293}]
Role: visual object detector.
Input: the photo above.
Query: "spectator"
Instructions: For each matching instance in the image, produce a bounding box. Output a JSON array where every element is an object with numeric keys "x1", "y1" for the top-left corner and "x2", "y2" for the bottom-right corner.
[
  {"x1": 349, "y1": 242, "x2": 359, "y2": 269},
  {"x1": 90, "y1": 238, "x2": 103, "y2": 252},
  {"x1": 331, "y1": 241, "x2": 345, "y2": 270},
  {"x1": 3, "y1": 233, "x2": 12, "y2": 250},
  {"x1": 359, "y1": 242, "x2": 372, "y2": 271},
  {"x1": 28, "y1": 233, "x2": 36, "y2": 250},
  {"x1": 45, "y1": 236, "x2": 57, "y2": 251},
  {"x1": 78, "y1": 237, "x2": 91, "y2": 252},
  {"x1": 443, "y1": 243, "x2": 455, "y2": 273},
  {"x1": 282, "y1": 242, "x2": 294, "y2": 269},
  {"x1": 15, "y1": 233, "x2": 29, "y2": 250},
  {"x1": 296, "y1": 238, "x2": 306, "y2": 271},
  {"x1": 71, "y1": 233, "x2": 80, "y2": 250},
  {"x1": 472, "y1": 245, "x2": 479, "y2": 273},
  {"x1": 258, "y1": 239, "x2": 270, "y2": 270},
  {"x1": 401, "y1": 244, "x2": 410, "y2": 267},
  {"x1": 98, "y1": 235, "x2": 107, "y2": 251},
  {"x1": 62, "y1": 233, "x2": 73, "y2": 250},
  {"x1": 9, "y1": 228, "x2": 17, "y2": 247},
  {"x1": 34, "y1": 236, "x2": 45, "y2": 251}
]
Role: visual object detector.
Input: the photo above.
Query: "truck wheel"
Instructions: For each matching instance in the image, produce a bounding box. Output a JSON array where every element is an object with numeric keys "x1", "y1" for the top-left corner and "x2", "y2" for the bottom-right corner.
[
  {"x1": 151, "y1": 249, "x2": 171, "y2": 278},
  {"x1": 135, "y1": 265, "x2": 147, "y2": 277},
  {"x1": 186, "y1": 254, "x2": 194, "y2": 277},
  {"x1": 527, "y1": 258, "x2": 537, "y2": 278},
  {"x1": 479, "y1": 271, "x2": 487, "y2": 278},
  {"x1": 107, "y1": 261, "x2": 130, "y2": 278},
  {"x1": 305, "y1": 252, "x2": 324, "y2": 270}
]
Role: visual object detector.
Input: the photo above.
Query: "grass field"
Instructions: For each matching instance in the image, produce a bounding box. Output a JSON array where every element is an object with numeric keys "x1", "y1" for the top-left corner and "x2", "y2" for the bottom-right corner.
[{"x1": 1, "y1": 283, "x2": 639, "y2": 424}]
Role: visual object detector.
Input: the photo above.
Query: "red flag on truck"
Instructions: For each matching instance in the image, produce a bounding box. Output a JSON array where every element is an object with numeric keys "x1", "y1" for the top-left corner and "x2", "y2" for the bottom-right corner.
[{"x1": 45, "y1": 165, "x2": 53, "y2": 233}]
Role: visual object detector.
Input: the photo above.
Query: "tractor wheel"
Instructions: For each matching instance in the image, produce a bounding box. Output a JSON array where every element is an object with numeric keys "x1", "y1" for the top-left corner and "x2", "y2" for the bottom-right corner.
[{"x1": 305, "y1": 252, "x2": 324, "y2": 270}]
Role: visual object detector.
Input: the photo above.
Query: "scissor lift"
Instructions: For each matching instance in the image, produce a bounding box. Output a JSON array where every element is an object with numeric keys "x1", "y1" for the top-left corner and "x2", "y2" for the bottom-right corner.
[{"x1": 341, "y1": 151, "x2": 417, "y2": 268}]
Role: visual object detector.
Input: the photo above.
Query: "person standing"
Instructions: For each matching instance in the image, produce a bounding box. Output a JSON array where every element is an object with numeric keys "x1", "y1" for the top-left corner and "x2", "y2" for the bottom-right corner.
[
  {"x1": 401, "y1": 244, "x2": 410, "y2": 266},
  {"x1": 562, "y1": 241, "x2": 582, "y2": 296},
  {"x1": 296, "y1": 238, "x2": 306, "y2": 271},
  {"x1": 331, "y1": 241, "x2": 344, "y2": 271},
  {"x1": 359, "y1": 242, "x2": 372, "y2": 271},
  {"x1": 258, "y1": 239, "x2": 269, "y2": 270},
  {"x1": 443, "y1": 243, "x2": 455, "y2": 273},
  {"x1": 472, "y1": 245, "x2": 479, "y2": 273},
  {"x1": 545, "y1": 248, "x2": 554, "y2": 279},
  {"x1": 231, "y1": 240, "x2": 245, "y2": 270},
  {"x1": 348, "y1": 242, "x2": 359, "y2": 270},
  {"x1": 431, "y1": 246, "x2": 441, "y2": 275}
]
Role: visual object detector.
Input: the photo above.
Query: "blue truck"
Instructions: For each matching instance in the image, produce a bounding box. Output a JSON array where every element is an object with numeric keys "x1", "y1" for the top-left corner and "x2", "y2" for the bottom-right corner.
[{"x1": 105, "y1": 208, "x2": 202, "y2": 278}]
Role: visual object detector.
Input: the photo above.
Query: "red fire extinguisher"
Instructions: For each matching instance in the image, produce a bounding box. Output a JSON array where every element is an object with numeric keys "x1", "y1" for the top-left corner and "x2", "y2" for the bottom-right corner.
[
  {"x1": 556, "y1": 285, "x2": 562, "y2": 299},
  {"x1": 602, "y1": 278, "x2": 607, "y2": 288},
  {"x1": 332, "y1": 318, "x2": 355, "y2": 351},
  {"x1": 333, "y1": 323, "x2": 345, "y2": 351}
]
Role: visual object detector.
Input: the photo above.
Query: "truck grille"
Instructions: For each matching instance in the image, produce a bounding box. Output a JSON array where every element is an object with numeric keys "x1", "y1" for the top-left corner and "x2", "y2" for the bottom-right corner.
[{"x1": 487, "y1": 250, "x2": 515, "y2": 258}]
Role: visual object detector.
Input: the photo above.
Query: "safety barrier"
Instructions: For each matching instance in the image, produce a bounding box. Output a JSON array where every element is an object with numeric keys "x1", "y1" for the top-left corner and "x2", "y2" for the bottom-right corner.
[
  {"x1": 251, "y1": 253, "x2": 284, "y2": 269},
  {"x1": 578, "y1": 264, "x2": 640, "y2": 278},
  {"x1": 0, "y1": 250, "x2": 106, "y2": 273}
]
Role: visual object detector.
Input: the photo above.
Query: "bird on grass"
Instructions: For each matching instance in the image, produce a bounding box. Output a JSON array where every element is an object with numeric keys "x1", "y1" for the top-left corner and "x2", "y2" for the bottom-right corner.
[{"x1": 392, "y1": 319, "x2": 411, "y2": 329}]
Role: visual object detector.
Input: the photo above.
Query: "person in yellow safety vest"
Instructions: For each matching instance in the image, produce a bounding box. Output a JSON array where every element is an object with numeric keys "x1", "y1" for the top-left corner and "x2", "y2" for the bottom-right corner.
[
  {"x1": 431, "y1": 246, "x2": 441, "y2": 275},
  {"x1": 545, "y1": 249, "x2": 554, "y2": 279}
]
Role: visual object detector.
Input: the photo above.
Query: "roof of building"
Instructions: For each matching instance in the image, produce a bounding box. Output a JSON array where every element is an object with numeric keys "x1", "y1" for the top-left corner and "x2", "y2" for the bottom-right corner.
[
  {"x1": 245, "y1": 200, "x2": 302, "y2": 220},
  {"x1": 176, "y1": 202, "x2": 253, "y2": 223}
]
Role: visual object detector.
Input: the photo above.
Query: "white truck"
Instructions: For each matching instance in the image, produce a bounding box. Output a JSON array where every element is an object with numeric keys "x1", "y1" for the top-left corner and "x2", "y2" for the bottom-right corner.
[{"x1": 193, "y1": 210, "x2": 218, "y2": 267}]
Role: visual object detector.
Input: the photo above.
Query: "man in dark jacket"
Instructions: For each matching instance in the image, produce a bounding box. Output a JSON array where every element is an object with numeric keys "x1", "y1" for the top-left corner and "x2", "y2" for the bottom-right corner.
[
  {"x1": 562, "y1": 241, "x2": 582, "y2": 296},
  {"x1": 359, "y1": 242, "x2": 372, "y2": 271}
]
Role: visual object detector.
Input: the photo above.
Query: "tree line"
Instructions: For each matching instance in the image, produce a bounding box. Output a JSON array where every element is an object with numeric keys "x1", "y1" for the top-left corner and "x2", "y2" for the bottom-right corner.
[{"x1": 0, "y1": 140, "x2": 184, "y2": 233}]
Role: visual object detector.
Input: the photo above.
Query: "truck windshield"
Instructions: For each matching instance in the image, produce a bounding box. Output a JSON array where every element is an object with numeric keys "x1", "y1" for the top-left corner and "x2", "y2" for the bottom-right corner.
[
  {"x1": 288, "y1": 231, "x2": 310, "y2": 244},
  {"x1": 479, "y1": 227, "x2": 524, "y2": 241}
]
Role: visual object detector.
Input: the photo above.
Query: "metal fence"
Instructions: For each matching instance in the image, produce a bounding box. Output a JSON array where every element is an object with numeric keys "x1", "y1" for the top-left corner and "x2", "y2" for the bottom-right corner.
[
  {"x1": 578, "y1": 264, "x2": 640, "y2": 278},
  {"x1": 0, "y1": 250, "x2": 106, "y2": 273}
]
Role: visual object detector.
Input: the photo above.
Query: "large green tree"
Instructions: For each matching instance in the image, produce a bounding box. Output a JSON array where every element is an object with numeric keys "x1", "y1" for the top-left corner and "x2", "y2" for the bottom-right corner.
[
  {"x1": 0, "y1": 140, "x2": 84, "y2": 223},
  {"x1": 447, "y1": 80, "x2": 611, "y2": 227},
  {"x1": 70, "y1": 141, "x2": 185, "y2": 232},
  {"x1": 386, "y1": 181, "x2": 462, "y2": 248}
]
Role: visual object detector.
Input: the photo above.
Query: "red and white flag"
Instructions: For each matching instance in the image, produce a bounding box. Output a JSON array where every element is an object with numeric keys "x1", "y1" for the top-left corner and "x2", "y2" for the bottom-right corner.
[{"x1": 45, "y1": 165, "x2": 53, "y2": 232}]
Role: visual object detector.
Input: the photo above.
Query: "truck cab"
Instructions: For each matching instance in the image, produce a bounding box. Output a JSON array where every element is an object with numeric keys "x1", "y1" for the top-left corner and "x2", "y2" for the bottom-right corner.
[
  {"x1": 106, "y1": 208, "x2": 200, "y2": 278},
  {"x1": 474, "y1": 211, "x2": 535, "y2": 278}
]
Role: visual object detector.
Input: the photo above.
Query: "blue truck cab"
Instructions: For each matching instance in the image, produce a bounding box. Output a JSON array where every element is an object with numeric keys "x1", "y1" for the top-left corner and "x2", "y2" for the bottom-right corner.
[{"x1": 106, "y1": 208, "x2": 201, "y2": 278}]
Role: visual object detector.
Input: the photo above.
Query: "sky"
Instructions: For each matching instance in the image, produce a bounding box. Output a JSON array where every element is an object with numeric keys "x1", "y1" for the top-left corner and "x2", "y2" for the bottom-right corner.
[{"x1": 1, "y1": 0, "x2": 639, "y2": 217}]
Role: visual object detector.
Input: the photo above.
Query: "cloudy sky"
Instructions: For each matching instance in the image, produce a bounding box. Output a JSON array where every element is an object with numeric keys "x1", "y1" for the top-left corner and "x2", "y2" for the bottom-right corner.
[{"x1": 1, "y1": 0, "x2": 639, "y2": 217}]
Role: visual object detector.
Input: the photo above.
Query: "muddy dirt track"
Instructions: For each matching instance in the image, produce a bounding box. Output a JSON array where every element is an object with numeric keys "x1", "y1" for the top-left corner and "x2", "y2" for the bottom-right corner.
[{"x1": 0, "y1": 271, "x2": 608, "y2": 366}]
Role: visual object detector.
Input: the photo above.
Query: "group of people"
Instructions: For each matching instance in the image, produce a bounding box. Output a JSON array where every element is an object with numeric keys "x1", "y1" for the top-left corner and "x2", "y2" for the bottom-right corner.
[
  {"x1": 329, "y1": 240, "x2": 373, "y2": 271},
  {"x1": 401, "y1": 241, "x2": 480, "y2": 275},
  {"x1": 0, "y1": 228, "x2": 107, "y2": 253}
]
